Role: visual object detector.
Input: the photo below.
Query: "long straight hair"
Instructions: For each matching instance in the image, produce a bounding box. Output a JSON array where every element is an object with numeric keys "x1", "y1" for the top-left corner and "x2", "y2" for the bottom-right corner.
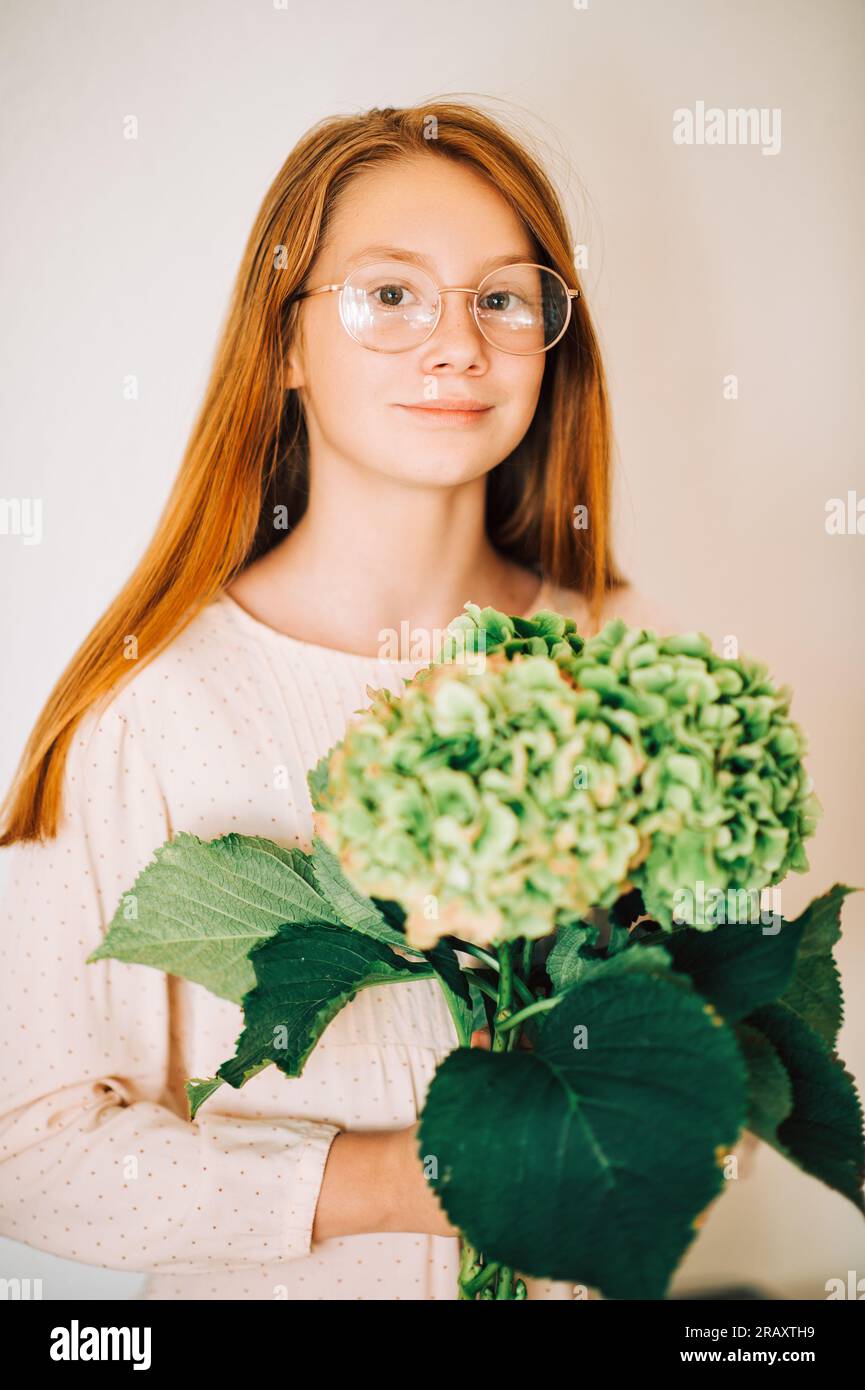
[{"x1": 0, "y1": 99, "x2": 627, "y2": 846}]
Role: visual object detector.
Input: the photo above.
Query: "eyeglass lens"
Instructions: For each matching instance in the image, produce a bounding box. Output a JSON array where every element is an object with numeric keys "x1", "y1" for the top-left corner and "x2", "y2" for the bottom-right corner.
[{"x1": 339, "y1": 262, "x2": 570, "y2": 354}]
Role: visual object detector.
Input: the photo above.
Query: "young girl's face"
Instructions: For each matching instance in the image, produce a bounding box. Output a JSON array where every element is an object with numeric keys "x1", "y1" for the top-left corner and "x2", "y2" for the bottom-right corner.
[{"x1": 287, "y1": 155, "x2": 547, "y2": 488}]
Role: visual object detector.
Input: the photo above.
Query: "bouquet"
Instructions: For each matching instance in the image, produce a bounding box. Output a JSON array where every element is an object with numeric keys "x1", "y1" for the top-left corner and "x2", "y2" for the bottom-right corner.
[{"x1": 90, "y1": 604, "x2": 864, "y2": 1299}]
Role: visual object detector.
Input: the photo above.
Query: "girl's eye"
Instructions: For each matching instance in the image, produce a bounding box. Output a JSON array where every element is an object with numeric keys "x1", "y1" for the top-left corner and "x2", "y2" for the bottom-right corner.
[
  {"x1": 479, "y1": 290, "x2": 518, "y2": 313},
  {"x1": 373, "y1": 282, "x2": 417, "y2": 308}
]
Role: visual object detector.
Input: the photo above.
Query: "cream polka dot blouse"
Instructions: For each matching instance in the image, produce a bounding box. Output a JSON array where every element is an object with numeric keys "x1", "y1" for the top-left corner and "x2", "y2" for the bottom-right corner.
[{"x1": 0, "y1": 580, "x2": 676, "y2": 1300}]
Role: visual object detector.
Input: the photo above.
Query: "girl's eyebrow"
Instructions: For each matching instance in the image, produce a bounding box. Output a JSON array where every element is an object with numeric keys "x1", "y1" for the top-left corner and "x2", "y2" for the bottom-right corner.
[{"x1": 345, "y1": 245, "x2": 534, "y2": 274}]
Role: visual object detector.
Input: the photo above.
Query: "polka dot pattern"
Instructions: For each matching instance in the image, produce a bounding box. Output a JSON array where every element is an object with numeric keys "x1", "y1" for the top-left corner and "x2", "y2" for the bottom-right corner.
[{"x1": 0, "y1": 582, "x2": 673, "y2": 1299}]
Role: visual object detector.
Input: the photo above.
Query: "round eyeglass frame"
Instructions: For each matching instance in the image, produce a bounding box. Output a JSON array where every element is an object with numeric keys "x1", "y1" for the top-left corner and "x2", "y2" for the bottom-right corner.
[{"x1": 285, "y1": 261, "x2": 581, "y2": 355}]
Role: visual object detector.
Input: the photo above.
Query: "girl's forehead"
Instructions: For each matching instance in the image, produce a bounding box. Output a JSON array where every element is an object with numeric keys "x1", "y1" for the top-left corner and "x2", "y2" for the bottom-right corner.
[
  {"x1": 311, "y1": 161, "x2": 537, "y2": 276},
  {"x1": 330, "y1": 158, "x2": 533, "y2": 235}
]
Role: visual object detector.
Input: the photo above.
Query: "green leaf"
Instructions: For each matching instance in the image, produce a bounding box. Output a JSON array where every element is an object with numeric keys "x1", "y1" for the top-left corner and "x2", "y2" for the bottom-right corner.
[
  {"x1": 639, "y1": 913, "x2": 806, "y2": 1023},
  {"x1": 745, "y1": 1002, "x2": 865, "y2": 1214},
  {"x1": 605, "y1": 921, "x2": 632, "y2": 957},
  {"x1": 206, "y1": 921, "x2": 435, "y2": 1104},
  {"x1": 418, "y1": 970, "x2": 749, "y2": 1298},
  {"x1": 88, "y1": 831, "x2": 343, "y2": 1002},
  {"x1": 369, "y1": 893, "x2": 472, "y2": 1039},
  {"x1": 581, "y1": 943, "x2": 674, "y2": 984},
  {"x1": 545, "y1": 921, "x2": 599, "y2": 990},
  {"x1": 773, "y1": 885, "x2": 860, "y2": 1048},
  {"x1": 310, "y1": 835, "x2": 423, "y2": 954},
  {"x1": 88, "y1": 828, "x2": 428, "y2": 1009},
  {"x1": 186, "y1": 1075, "x2": 229, "y2": 1119},
  {"x1": 423, "y1": 939, "x2": 474, "y2": 1047},
  {"x1": 306, "y1": 751, "x2": 330, "y2": 810},
  {"x1": 467, "y1": 975, "x2": 492, "y2": 1033},
  {"x1": 545, "y1": 916, "x2": 670, "y2": 992},
  {"x1": 734, "y1": 1022, "x2": 794, "y2": 1138}
]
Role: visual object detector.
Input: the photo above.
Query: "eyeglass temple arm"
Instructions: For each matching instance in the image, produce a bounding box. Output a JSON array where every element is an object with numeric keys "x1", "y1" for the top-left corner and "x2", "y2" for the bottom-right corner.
[{"x1": 287, "y1": 285, "x2": 342, "y2": 303}]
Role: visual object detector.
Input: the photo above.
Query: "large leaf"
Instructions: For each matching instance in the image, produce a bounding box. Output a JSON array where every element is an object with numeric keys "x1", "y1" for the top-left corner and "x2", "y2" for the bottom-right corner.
[
  {"x1": 312, "y1": 844, "x2": 478, "y2": 1039},
  {"x1": 88, "y1": 832, "x2": 343, "y2": 1002},
  {"x1": 418, "y1": 970, "x2": 749, "y2": 1298},
  {"x1": 637, "y1": 913, "x2": 805, "y2": 1023},
  {"x1": 734, "y1": 1022, "x2": 794, "y2": 1139},
  {"x1": 745, "y1": 1002, "x2": 865, "y2": 1214},
  {"x1": 772, "y1": 885, "x2": 859, "y2": 1048},
  {"x1": 186, "y1": 921, "x2": 434, "y2": 1117},
  {"x1": 577, "y1": 944, "x2": 674, "y2": 986},
  {"x1": 424, "y1": 941, "x2": 474, "y2": 1046},
  {"x1": 310, "y1": 835, "x2": 422, "y2": 954},
  {"x1": 89, "y1": 830, "x2": 426, "y2": 1005}
]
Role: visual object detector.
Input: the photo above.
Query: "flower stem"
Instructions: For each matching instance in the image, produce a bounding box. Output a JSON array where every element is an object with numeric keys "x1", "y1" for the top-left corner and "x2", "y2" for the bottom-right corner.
[
  {"x1": 458, "y1": 1235, "x2": 483, "y2": 1299},
  {"x1": 462, "y1": 937, "x2": 538, "y2": 1300},
  {"x1": 454, "y1": 940, "x2": 535, "y2": 1006},
  {"x1": 495, "y1": 995, "x2": 559, "y2": 1032},
  {"x1": 491, "y1": 940, "x2": 515, "y2": 1052},
  {"x1": 489, "y1": 940, "x2": 525, "y2": 1298},
  {"x1": 461, "y1": 1256, "x2": 500, "y2": 1298}
]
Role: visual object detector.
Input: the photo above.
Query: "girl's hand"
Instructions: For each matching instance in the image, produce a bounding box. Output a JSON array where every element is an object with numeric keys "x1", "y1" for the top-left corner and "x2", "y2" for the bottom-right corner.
[
  {"x1": 385, "y1": 1030, "x2": 535, "y2": 1238},
  {"x1": 395, "y1": 1121, "x2": 462, "y2": 1237}
]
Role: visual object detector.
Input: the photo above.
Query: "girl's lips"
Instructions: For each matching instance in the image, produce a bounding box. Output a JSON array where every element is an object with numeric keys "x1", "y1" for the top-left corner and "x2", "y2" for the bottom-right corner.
[{"x1": 395, "y1": 404, "x2": 493, "y2": 426}]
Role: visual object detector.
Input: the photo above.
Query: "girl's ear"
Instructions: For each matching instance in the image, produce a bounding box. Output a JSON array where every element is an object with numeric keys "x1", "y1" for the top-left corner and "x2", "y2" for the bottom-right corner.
[
  {"x1": 284, "y1": 343, "x2": 305, "y2": 391},
  {"x1": 284, "y1": 307, "x2": 307, "y2": 390}
]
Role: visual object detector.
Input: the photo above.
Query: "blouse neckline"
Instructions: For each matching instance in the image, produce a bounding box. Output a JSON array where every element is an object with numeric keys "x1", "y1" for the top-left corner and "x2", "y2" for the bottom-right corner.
[{"x1": 215, "y1": 576, "x2": 552, "y2": 666}]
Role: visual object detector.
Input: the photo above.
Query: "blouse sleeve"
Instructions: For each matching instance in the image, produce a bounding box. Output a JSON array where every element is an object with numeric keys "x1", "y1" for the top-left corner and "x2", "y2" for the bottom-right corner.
[{"x1": 0, "y1": 699, "x2": 342, "y2": 1275}]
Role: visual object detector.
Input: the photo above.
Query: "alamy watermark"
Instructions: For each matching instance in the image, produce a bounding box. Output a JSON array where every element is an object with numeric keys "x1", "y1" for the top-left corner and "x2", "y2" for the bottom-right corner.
[
  {"x1": 0, "y1": 497, "x2": 42, "y2": 544},
  {"x1": 672, "y1": 881, "x2": 782, "y2": 934},
  {"x1": 673, "y1": 101, "x2": 781, "y2": 156},
  {"x1": 377, "y1": 621, "x2": 488, "y2": 673}
]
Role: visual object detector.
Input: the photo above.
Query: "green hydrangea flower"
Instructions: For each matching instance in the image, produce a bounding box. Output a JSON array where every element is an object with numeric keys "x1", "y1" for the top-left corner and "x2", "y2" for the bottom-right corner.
[
  {"x1": 310, "y1": 604, "x2": 821, "y2": 947},
  {"x1": 312, "y1": 648, "x2": 647, "y2": 948},
  {"x1": 557, "y1": 619, "x2": 822, "y2": 929}
]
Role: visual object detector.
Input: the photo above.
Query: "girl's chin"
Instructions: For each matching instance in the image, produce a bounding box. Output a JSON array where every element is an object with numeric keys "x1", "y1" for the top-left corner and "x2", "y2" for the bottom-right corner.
[{"x1": 381, "y1": 459, "x2": 495, "y2": 485}]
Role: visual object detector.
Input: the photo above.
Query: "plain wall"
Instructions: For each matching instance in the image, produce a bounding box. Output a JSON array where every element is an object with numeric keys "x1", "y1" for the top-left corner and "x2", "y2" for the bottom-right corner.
[{"x1": 1, "y1": 0, "x2": 863, "y2": 1299}]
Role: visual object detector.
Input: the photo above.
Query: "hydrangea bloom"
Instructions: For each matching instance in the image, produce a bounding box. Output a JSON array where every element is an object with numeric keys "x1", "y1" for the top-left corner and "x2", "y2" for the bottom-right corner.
[
  {"x1": 313, "y1": 650, "x2": 645, "y2": 947},
  {"x1": 310, "y1": 605, "x2": 821, "y2": 948},
  {"x1": 554, "y1": 617, "x2": 822, "y2": 929}
]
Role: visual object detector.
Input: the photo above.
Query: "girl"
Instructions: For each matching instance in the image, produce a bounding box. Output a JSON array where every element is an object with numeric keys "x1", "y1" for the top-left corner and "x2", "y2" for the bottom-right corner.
[{"x1": 0, "y1": 101, "x2": 676, "y2": 1300}]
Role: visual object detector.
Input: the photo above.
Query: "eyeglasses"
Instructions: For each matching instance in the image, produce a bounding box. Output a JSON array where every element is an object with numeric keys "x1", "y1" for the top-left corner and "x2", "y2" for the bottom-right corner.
[{"x1": 286, "y1": 260, "x2": 580, "y2": 355}]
